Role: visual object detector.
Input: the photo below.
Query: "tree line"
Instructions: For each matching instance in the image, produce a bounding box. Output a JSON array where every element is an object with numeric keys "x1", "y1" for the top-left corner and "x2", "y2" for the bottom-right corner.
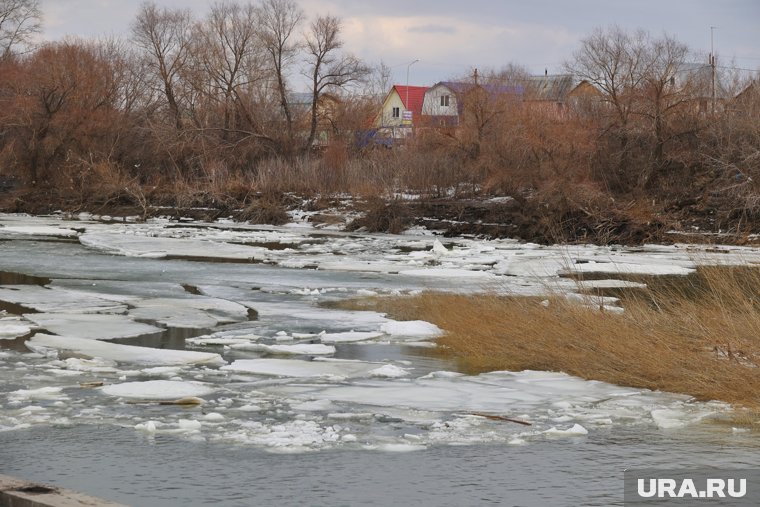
[{"x1": 0, "y1": 0, "x2": 758, "y2": 241}]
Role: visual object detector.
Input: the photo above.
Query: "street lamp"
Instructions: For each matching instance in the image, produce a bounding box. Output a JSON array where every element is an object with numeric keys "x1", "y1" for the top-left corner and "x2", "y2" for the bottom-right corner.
[{"x1": 405, "y1": 59, "x2": 419, "y2": 122}]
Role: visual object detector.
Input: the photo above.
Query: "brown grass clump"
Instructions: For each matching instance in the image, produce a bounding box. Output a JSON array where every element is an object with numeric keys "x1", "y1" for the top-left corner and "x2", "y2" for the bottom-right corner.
[{"x1": 336, "y1": 266, "x2": 760, "y2": 410}]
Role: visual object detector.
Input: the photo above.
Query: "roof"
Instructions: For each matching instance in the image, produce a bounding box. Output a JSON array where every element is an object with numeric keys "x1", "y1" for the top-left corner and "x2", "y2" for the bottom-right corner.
[
  {"x1": 524, "y1": 74, "x2": 576, "y2": 102},
  {"x1": 392, "y1": 85, "x2": 428, "y2": 117},
  {"x1": 675, "y1": 62, "x2": 731, "y2": 99},
  {"x1": 434, "y1": 81, "x2": 523, "y2": 97}
]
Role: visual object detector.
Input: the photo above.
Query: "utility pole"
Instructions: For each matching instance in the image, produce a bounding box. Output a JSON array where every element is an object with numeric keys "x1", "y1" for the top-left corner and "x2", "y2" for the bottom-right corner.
[
  {"x1": 406, "y1": 59, "x2": 419, "y2": 117},
  {"x1": 710, "y1": 26, "x2": 717, "y2": 115}
]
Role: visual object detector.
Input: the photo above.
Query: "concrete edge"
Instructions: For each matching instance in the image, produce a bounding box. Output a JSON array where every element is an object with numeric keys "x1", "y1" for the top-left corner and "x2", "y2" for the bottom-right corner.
[{"x1": 0, "y1": 475, "x2": 129, "y2": 507}]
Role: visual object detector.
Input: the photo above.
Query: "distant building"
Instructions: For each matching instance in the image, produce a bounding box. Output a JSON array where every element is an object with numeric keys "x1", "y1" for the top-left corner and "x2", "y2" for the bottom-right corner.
[
  {"x1": 375, "y1": 85, "x2": 428, "y2": 137},
  {"x1": 287, "y1": 92, "x2": 340, "y2": 147},
  {"x1": 421, "y1": 81, "x2": 523, "y2": 127}
]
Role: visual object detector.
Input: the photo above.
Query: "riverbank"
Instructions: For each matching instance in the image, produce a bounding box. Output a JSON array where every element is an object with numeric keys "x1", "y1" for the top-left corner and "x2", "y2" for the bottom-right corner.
[
  {"x1": 2, "y1": 182, "x2": 759, "y2": 247},
  {"x1": 331, "y1": 266, "x2": 760, "y2": 426}
]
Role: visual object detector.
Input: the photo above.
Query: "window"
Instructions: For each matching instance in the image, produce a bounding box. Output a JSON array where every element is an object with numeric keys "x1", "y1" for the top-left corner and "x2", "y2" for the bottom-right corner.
[
  {"x1": 392, "y1": 107, "x2": 400, "y2": 118},
  {"x1": 440, "y1": 95, "x2": 450, "y2": 107}
]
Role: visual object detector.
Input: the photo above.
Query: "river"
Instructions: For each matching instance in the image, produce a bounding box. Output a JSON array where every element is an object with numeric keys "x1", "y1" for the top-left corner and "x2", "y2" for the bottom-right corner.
[{"x1": 0, "y1": 214, "x2": 758, "y2": 506}]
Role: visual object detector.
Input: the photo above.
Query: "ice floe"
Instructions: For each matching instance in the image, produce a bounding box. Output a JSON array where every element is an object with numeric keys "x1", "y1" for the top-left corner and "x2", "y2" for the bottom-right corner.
[
  {"x1": 379, "y1": 320, "x2": 443, "y2": 338},
  {"x1": 27, "y1": 334, "x2": 225, "y2": 366},
  {"x1": 221, "y1": 358, "x2": 382, "y2": 379},
  {"x1": 319, "y1": 331, "x2": 385, "y2": 343},
  {"x1": 228, "y1": 343, "x2": 336, "y2": 356},
  {"x1": 101, "y1": 380, "x2": 215, "y2": 400},
  {"x1": 24, "y1": 314, "x2": 162, "y2": 340},
  {"x1": 0, "y1": 286, "x2": 128, "y2": 314},
  {"x1": 128, "y1": 297, "x2": 251, "y2": 328},
  {"x1": 0, "y1": 320, "x2": 31, "y2": 339}
]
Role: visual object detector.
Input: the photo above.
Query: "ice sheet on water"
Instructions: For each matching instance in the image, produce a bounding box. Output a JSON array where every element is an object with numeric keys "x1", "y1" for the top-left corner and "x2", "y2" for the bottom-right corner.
[
  {"x1": 320, "y1": 331, "x2": 385, "y2": 343},
  {"x1": 228, "y1": 343, "x2": 336, "y2": 356},
  {"x1": 398, "y1": 268, "x2": 496, "y2": 279},
  {"x1": 379, "y1": 320, "x2": 443, "y2": 339},
  {"x1": 221, "y1": 358, "x2": 382, "y2": 379},
  {"x1": 268, "y1": 370, "x2": 703, "y2": 428},
  {"x1": 0, "y1": 318, "x2": 32, "y2": 339},
  {"x1": 0, "y1": 225, "x2": 78, "y2": 237},
  {"x1": 24, "y1": 314, "x2": 162, "y2": 340},
  {"x1": 368, "y1": 364, "x2": 410, "y2": 378},
  {"x1": 80, "y1": 232, "x2": 269, "y2": 261},
  {"x1": 128, "y1": 297, "x2": 251, "y2": 328},
  {"x1": 0, "y1": 286, "x2": 128, "y2": 314},
  {"x1": 27, "y1": 334, "x2": 225, "y2": 366},
  {"x1": 101, "y1": 380, "x2": 215, "y2": 400},
  {"x1": 8, "y1": 386, "x2": 67, "y2": 403},
  {"x1": 250, "y1": 302, "x2": 390, "y2": 329}
]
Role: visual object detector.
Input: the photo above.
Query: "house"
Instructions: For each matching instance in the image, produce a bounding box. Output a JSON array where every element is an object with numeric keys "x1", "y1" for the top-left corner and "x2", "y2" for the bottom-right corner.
[
  {"x1": 669, "y1": 62, "x2": 732, "y2": 115},
  {"x1": 287, "y1": 91, "x2": 340, "y2": 147},
  {"x1": 730, "y1": 80, "x2": 759, "y2": 116},
  {"x1": 522, "y1": 73, "x2": 608, "y2": 117},
  {"x1": 375, "y1": 85, "x2": 428, "y2": 137},
  {"x1": 420, "y1": 81, "x2": 523, "y2": 127}
]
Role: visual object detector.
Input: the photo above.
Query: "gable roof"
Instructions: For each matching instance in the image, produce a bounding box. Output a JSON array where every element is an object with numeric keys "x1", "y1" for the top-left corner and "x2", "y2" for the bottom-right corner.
[
  {"x1": 392, "y1": 85, "x2": 428, "y2": 117},
  {"x1": 434, "y1": 81, "x2": 523, "y2": 97},
  {"x1": 525, "y1": 74, "x2": 576, "y2": 102}
]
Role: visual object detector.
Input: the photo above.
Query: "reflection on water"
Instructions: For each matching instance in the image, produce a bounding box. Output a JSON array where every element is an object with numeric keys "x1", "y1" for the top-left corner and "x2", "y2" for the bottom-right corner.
[
  {"x1": 115, "y1": 327, "x2": 211, "y2": 351},
  {"x1": 0, "y1": 270, "x2": 52, "y2": 286}
]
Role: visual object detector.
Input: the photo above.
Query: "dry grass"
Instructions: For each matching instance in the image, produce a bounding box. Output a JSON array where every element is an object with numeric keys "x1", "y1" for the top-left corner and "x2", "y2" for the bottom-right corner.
[{"x1": 335, "y1": 266, "x2": 760, "y2": 414}]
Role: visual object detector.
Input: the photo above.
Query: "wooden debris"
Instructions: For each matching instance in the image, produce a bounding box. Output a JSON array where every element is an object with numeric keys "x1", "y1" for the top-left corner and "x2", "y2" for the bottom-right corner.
[
  {"x1": 468, "y1": 412, "x2": 533, "y2": 426},
  {"x1": 79, "y1": 381, "x2": 104, "y2": 388},
  {"x1": 159, "y1": 397, "x2": 205, "y2": 406},
  {"x1": 126, "y1": 397, "x2": 204, "y2": 406}
]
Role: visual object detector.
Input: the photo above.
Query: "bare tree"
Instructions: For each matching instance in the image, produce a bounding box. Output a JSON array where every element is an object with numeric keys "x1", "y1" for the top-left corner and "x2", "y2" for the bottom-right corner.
[
  {"x1": 566, "y1": 26, "x2": 699, "y2": 189},
  {"x1": 303, "y1": 15, "x2": 368, "y2": 151},
  {"x1": 366, "y1": 60, "x2": 392, "y2": 99},
  {"x1": 637, "y1": 34, "x2": 690, "y2": 170},
  {"x1": 0, "y1": 0, "x2": 40, "y2": 59},
  {"x1": 131, "y1": 2, "x2": 192, "y2": 130},
  {"x1": 191, "y1": 1, "x2": 264, "y2": 135},
  {"x1": 258, "y1": 0, "x2": 303, "y2": 149}
]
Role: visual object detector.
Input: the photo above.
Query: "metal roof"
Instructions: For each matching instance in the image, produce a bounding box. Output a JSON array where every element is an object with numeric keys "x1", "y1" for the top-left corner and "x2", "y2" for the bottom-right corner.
[
  {"x1": 393, "y1": 85, "x2": 429, "y2": 117},
  {"x1": 524, "y1": 74, "x2": 576, "y2": 102}
]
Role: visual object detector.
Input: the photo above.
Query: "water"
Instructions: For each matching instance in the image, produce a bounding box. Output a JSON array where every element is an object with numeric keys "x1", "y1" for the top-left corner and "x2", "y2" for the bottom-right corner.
[
  {"x1": 1, "y1": 219, "x2": 760, "y2": 506},
  {"x1": 1, "y1": 425, "x2": 758, "y2": 507}
]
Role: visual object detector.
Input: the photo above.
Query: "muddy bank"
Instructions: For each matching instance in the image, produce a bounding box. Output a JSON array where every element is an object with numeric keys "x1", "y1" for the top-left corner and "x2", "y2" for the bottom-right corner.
[{"x1": 1, "y1": 184, "x2": 756, "y2": 246}]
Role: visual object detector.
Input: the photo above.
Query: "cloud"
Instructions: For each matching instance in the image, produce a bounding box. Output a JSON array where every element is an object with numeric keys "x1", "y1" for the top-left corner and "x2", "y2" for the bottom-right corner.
[{"x1": 408, "y1": 24, "x2": 456, "y2": 35}]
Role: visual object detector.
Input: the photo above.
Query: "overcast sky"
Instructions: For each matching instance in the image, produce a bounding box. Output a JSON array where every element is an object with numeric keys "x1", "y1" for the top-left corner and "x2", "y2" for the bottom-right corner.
[{"x1": 39, "y1": 0, "x2": 760, "y2": 89}]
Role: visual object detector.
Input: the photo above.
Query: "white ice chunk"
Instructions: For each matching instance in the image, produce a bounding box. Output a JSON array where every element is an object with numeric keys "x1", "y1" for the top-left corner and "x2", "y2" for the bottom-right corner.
[
  {"x1": 8, "y1": 386, "x2": 66, "y2": 402},
  {"x1": 222, "y1": 358, "x2": 380, "y2": 379},
  {"x1": 543, "y1": 424, "x2": 588, "y2": 436},
  {"x1": 380, "y1": 320, "x2": 443, "y2": 338},
  {"x1": 128, "y1": 297, "x2": 251, "y2": 328},
  {"x1": 0, "y1": 226, "x2": 78, "y2": 237},
  {"x1": 24, "y1": 313, "x2": 162, "y2": 340},
  {"x1": 0, "y1": 322, "x2": 31, "y2": 339},
  {"x1": 369, "y1": 364, "x2": 410, "y2": 378},
  {"x1": 0, "y1": 286, "x2": 127, "y2": 314},
  {"x1": 398, "y1": 268, "x2": 495, "y2": 279},
  {"x1": 80, "y1": 232, "x2": 269, "y2": 261},
  {"x1": 320, "y1": 331, "x2": 384, "y2": 343},
  {"x1": 229, "y1": 343, "x2": 336, "y2": 356},
  {"x1": 432, "y1": 239, "x2": 449, "y2": 255},
  {"x1": 101, "y1": 380, "x2": 215, "y2": 400},
  {"x1": 28, "y1": 334, "x2": 224, "y2": 366}
]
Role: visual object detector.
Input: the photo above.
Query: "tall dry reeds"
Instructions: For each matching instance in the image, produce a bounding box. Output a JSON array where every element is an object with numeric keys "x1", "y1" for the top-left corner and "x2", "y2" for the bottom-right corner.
[{"x1": 339, "y1": 266, "x2": 760, "y2": 410}]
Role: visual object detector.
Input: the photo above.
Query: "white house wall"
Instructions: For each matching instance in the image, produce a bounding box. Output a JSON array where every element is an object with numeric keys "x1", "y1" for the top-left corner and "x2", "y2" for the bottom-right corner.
[
  {"x1": 422, "y1": 85, "x2": 459, "y2": 117},
  {"x1": 377, "y1": 91, "x2": 406, "y2": 127}
]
